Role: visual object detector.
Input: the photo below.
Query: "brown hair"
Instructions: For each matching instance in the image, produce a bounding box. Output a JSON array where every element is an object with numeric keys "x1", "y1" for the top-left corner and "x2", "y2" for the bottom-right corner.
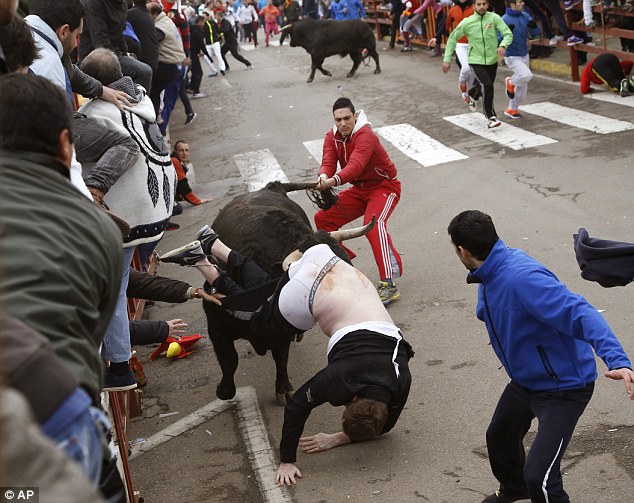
[{"x1": 341, "y1": 398, "x2": 388, "y2": 442}]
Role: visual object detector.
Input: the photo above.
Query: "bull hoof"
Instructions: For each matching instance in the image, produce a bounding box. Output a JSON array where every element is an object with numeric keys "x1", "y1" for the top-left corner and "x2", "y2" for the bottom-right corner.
[
  {"x1": 374, "y1": 69, "x2": 381, "y2": 75},
  {"x1": 346, "y1": 72, "x2": 355, "y2": 78},
  {"x1": 324, "y1": 72, "x2": 332, "y2": 77},
  {"x1": 306, "y1": 77, "x2": 314, "y2": 83},
  {"x1": 294, "y1": 333, "x2": 304, "y2": 343},
  {"x1": 217, "y1": 380, "x2": 237, "y2": 400}
]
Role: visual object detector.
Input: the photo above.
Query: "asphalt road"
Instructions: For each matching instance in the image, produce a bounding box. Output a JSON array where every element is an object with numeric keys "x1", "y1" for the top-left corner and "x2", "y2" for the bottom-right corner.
[{"x1": 128, "y1": 35, "x2": 634, "y2": 503}]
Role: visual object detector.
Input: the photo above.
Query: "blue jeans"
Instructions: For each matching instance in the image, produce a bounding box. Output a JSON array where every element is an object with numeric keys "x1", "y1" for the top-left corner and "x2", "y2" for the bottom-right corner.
[
  {"x1": 101, "y1": 246, "x2": 135, "y2": 363},
  {"x1": 42, "y1": 389, "x2": 111, "y2": 485}
]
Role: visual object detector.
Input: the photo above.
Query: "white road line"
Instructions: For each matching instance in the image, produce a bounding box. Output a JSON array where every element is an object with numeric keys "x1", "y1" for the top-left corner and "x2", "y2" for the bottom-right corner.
[
  {"x1": 130, "y1": 387, "x2": 292, "y2": 503},
  {"x1": 303, "y1": 139, "x2": 324, "y2": 164},
  {"x1": 519, "y1": 102, "x2": 634, "y2": 133},
  {"x1": 584, "y1": 91, "x2": 634, "y2": 108},
  {"x1": 235, "y1": 388, "x2": 292, "y2": 503},
  {"x1": 376, "y1": 123, "x2": 468, "y2": 166},
  {"x1": 444, "y1": 113, "x2": 558, "y2": 150},
  {"x1": 234, "y1": 149, "x2": 289, "y2": 191}
]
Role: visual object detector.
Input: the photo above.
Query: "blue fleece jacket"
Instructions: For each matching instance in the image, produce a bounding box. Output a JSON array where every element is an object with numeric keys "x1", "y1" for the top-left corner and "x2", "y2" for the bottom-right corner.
[
  {"x1": 469, "y1": 239, "x2": 631, "y2": 392},
  {"x1": 501, "y1": 8, "x2": 538, "y2": 57}
]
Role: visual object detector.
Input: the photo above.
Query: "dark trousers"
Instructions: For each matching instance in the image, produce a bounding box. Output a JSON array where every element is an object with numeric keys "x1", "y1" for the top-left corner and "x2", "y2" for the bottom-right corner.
[
  {"x1": 242, "y1": 22, "x2": 258, "y2": 46},
  {"x1": 524, "y1": 0, "x2": 555, "y2": 39},
  {"x1": 591, "y1": 53, "x2": 627, "y2": 91},
  {"x1": 190, "y1": 55, "x2": 203, "y2": 93},
  {"x1": 149, "y1": 62, "x2": 180, "y2": 116},
  {"x1": 539, "y1": 0, "x2": 572, "y2": 38},
  {"x1": 470, "y1": 63, "x2": 498, "y2": 119},
  {"x1": 389, "y1": 13, "x2": 401, "y2": 48},
  {"x1": 119, "y1": 55, "x2": 153, "y2": 93},
  {"x1": 160, "y1": 65, "x2": 194, "y2": 132},
  {"x1": 221, "y1": 41, "x2": 252, "y2": 69},
  {"x1": 486, "y1": 381, "x2": 593, "y2": 503}
]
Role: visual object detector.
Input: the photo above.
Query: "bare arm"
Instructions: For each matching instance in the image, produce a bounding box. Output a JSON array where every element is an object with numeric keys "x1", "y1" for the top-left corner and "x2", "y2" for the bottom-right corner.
[{"x1": 298, "y1": 431, "x2": 351, "y2": 454}]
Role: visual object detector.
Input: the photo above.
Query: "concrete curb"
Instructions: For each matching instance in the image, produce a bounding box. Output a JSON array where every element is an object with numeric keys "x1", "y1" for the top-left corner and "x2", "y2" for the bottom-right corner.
[{"x1": 530, "y1": 58, "x2": 572, "y2": 78}]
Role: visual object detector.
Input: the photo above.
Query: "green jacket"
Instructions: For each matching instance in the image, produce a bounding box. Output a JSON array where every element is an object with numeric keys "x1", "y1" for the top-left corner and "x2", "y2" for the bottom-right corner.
[
  {"x1": 444, "y1": 10, "x2": 513, "y2": 66},
  {"x1": 0, "y1": 151, "x2": 122, "y2": 403}
]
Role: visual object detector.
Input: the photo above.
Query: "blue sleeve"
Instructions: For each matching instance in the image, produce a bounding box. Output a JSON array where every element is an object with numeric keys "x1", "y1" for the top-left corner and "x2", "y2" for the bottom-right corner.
[{"x1": 519, "y1": 269, "x2": 632, "y2": 371}]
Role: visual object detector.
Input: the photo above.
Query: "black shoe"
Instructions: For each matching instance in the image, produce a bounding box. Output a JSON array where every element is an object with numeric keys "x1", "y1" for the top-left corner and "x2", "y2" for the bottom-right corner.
[
  {"x1": 481, "y1": 490, "x2": 530, "y2": 503},
  {"x1": 103, "y1": 367, "x2": 137, "y2": 391},
  {"x1": 185, "y1": 112, "x2": 197, "y2": 125},
  {"x1": 172, "y1": 201, "x2": 183, "y2": 216},
  {"x1": 196, "y1": 225, "x2": 220, "y2": 254},
  {"x1": 166, "y1": 221, "x2": 180, "y2": 231},
  {"x1": 159, "y1": 241, "x2": 207, "y2": 266}
]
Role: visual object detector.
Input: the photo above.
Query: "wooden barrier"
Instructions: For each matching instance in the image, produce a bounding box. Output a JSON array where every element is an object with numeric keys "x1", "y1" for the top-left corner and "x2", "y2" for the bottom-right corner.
[{"x1": 364, "y1": 1, "x2": 634, "y2": 80}]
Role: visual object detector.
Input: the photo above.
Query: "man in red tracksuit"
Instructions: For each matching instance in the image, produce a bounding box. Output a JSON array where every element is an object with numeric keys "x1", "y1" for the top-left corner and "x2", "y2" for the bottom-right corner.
[
  {"x1": 580, "y1": 53, "x2": 634, "y2": 97},
  {"x1": 314, "y1": 97, "x2": 403, "y2": 305}
]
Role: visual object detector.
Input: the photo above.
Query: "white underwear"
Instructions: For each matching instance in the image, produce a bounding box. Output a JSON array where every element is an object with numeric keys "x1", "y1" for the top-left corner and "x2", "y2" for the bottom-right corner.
[{"x1": 278, "y1": 244, "x2": 340, "y2": 331}]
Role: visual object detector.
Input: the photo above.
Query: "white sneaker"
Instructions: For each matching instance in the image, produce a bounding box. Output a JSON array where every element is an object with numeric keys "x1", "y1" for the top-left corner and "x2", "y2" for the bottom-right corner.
[
  {"x1": 549, "y1": 35, "x2": 564, "y2": 46},
  {"x1": 463, "y1": 93, "x2": 477, "y2": 111},
  {"x1": 487, "y1": 117, "x2": 502, "y2": 129}
]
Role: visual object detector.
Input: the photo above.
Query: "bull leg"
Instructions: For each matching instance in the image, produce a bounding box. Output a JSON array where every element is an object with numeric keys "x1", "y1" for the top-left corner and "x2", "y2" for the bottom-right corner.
[
  {"x1": 208, "y1": 331, "x2": 239, "y2": 400},
  {"x1": 367, "y1": 46, "x2": 381, "y2": 75},
  {"x1": 308, "y1": 55, "x2": 331, "y2": 83},
  {"x1": 347, "y1": 50, "x2": 363, "y2": 78},
  {"x1": 270, "y1": 340, "x2": 294, "y2": 406}
]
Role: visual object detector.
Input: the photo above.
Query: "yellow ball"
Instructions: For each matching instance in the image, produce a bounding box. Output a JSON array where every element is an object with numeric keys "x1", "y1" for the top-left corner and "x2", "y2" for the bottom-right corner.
[{"x1": 166, "y1": 342, "x2": 183, "y2": 358}]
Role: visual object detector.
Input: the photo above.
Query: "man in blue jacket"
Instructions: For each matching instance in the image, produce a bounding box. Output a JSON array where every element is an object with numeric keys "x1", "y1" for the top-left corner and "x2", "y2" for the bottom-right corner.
[
  {"x1": 501, "y1": 0, "x2": 539, "y2": 119},
  {"x1": 448, "y1": 210, "x2": 634, "y2": 503}
]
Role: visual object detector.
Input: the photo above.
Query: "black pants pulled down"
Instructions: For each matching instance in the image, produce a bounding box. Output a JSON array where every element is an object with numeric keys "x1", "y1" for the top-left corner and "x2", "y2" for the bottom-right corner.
[
  {"x1": 470, "y1": 63, "x2": 498, "y2": 120},
  {"x1": 591, "y1": 53, "x2": 627, "y2": 92},
  {"x1": 486, "y1": 381, "x2": 593, "y2": 503}
]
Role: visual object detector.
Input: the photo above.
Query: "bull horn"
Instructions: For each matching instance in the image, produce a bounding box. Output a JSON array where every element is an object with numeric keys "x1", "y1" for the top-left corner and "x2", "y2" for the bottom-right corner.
[
  {"x1": 282, "y1": 249, "x2": 304, "y2": 271},
  {"x1": 330, "y1": 215, "x2": 376, "y2": 242},
  {"x1": 280, "y1": 24, "x2": 292, "y2": 32}
]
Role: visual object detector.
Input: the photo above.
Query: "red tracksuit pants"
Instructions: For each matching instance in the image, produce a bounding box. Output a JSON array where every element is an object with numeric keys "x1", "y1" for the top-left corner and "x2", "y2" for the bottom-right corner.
[{"x1": 314, "y1": 179, "x2": 403, "y2": 280}]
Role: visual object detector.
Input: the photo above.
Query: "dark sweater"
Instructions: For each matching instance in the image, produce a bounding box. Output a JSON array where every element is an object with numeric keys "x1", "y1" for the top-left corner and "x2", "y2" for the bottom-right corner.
[{"x1": 127, "y1": 4, "x2": 160, "y2": 70}]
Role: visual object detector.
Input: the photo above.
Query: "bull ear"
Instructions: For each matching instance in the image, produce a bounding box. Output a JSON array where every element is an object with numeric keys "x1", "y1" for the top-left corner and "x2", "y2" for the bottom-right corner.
[
  {"x1": 280, "y1": 23, "x2": 292, "y2": 32},
  {"x1": 329, "y1": 215, "x2": 376, "y2": 242}
]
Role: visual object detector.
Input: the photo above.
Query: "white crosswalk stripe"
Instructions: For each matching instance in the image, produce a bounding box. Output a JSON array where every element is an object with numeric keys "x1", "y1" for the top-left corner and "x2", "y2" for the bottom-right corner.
[
  {"x1": 233, "y1": 149, "x2": 289, "y2": 191},
  {"x1": 242, "y1": 99, "x2": 632, "y2": 188},
  {"x1": 376, "y1": 123, "x2": 468, "y2": 167},
  {"x1": 584, "y1": 91, "x2": 634, "y2": 108},
  {"x1": 303, "y1": 139, "x2": 324, "y2": 164},
  {"x1": 519, "y1": 102, "x2": 634, "y2": 133},
  {"x1": 443, "y1": 113, "x2": 558, "y2": 150}
]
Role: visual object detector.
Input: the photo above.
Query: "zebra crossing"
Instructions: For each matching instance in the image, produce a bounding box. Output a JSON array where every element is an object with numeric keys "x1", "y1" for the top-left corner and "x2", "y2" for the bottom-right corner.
[{"x1": 230, "y1": 99, "x2": 633, "y2": 178}]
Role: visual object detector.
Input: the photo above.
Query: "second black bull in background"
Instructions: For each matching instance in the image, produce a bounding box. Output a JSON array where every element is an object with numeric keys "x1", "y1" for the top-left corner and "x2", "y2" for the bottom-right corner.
[
  {"x1": 202, "y1": 181, "x2": 372, "y2": 405},
  {"x1": 281, "y1": 19, "x2": 381, "y2": 83}
]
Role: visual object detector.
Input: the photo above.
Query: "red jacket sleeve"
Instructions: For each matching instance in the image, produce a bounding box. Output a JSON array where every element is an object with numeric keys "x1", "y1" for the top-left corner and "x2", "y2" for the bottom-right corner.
[
  {"x1": 621, "y1": 61, "x2": 633, "y2": 76},
  {"x1": 580, "y1": 61, "x2": 593, "y2": 94},
  {"x1": 319, "y1": 131, "x2": 339, "y2": 178}
]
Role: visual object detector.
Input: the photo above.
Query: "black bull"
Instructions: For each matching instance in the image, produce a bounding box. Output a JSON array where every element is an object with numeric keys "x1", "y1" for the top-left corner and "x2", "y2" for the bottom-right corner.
[
  {"x1": 282, "y1": 19, "x2": 381, "y2": 83},
  {"x1": 202, "y1": 181, "x2": 335, "y2": 405}
]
